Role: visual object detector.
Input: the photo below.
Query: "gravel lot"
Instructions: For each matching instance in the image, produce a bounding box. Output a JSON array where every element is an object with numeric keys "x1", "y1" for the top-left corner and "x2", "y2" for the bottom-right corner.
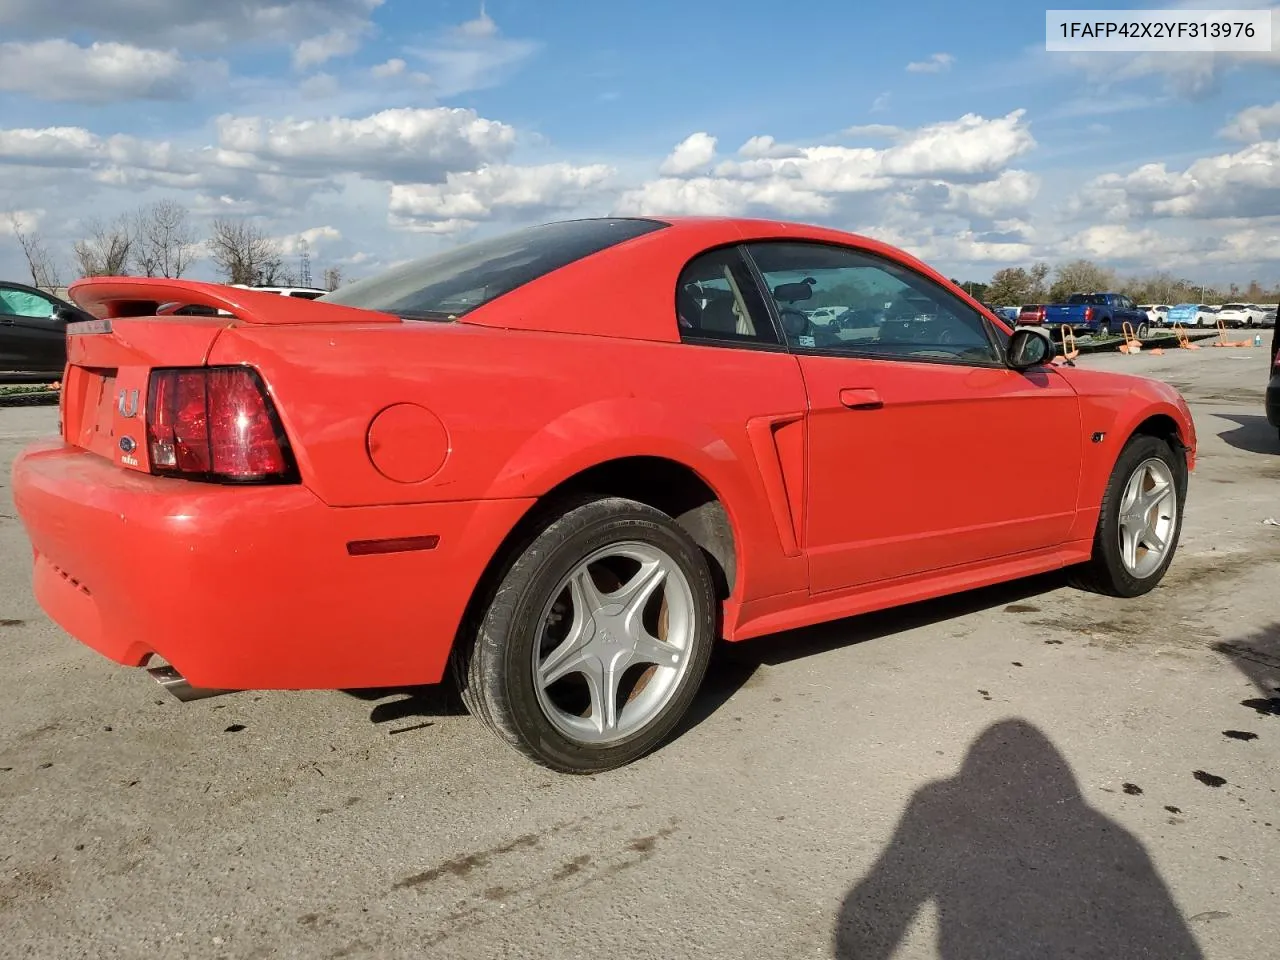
[{"x1": 1, "y1": 346, "x2": 1277, "y2": 960}]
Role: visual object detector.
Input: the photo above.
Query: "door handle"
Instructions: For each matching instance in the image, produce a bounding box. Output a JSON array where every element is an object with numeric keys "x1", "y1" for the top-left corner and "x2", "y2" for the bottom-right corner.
[{"x1": 839, "y1": 387, "x2": 883, "y2": 410}]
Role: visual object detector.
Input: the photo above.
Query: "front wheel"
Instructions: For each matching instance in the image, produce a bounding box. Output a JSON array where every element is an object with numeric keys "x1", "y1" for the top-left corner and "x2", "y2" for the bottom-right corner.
[
  {"x1": 1070, "y1": 435, "x2": 1186, "y2": 597},
  {"x1": 453, "y1": 496, "x2": 717, "y2": 773}
]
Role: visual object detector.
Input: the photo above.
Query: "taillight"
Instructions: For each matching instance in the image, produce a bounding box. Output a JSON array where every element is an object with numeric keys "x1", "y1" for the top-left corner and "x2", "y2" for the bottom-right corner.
[
  {"x1": 1084, "y1": 307, "x2": 1094, "y2": 322},
  {"x1": 145, "y1": 366, "x2": 297, "y2": 483}
]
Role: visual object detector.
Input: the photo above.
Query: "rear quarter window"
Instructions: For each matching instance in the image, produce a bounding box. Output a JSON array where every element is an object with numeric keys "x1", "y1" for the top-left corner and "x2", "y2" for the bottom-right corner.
[{"x1": 320, "y1": 218, "x2": 667, "y2": 320}]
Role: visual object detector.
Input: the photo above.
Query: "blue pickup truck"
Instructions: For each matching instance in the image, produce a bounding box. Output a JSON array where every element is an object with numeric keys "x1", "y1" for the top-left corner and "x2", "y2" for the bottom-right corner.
[{"x1": 1040, "y1": 293, "x2": 1149, "y2": 338}]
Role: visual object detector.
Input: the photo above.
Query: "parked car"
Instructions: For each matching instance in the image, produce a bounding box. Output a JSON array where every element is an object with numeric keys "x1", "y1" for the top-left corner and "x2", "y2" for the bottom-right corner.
[
  {"x1": 1017, "y1": 304, "x2": 1048, "y2": 326},
  {"x1": 805, "y1": 305, "x2": 850, "y2": 326},
  {"x1": 1137, "y1": 304, "x2": 1171, "y2": 326},
  {"x1": 1215, "y1": 303, "x2": 1268, "y2": 328},
  {"x1": 982, "y1": 303, "x2": 1019, "y2": 324},
  {"x1": 1259, "y1": 305, "x2": 1278, "y2": 328},
  {"x1": 11, "y1": 216, "x2": 1197, "y2": 772},
  {"x1": 1042, "y1": 293, "x2": 1148, "y2": 338},
  {"x1": 1269, "y1": 323, "x2": 1280, "y2": 441},
  {"x1": 1166, "y1": 303, "x2": 1218, "y2": 327},
  {"x1": 231, "y1": 284, "x2": 328, "y2": 300},
  {"x1": 0, "y1": 280, "x2": 94, "y2": 375}
]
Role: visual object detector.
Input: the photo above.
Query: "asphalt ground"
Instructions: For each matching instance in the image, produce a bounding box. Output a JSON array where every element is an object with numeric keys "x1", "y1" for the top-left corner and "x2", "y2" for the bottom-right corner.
[{"x1": 0, "y1": 345, "x2": 1277, "y2": 959}]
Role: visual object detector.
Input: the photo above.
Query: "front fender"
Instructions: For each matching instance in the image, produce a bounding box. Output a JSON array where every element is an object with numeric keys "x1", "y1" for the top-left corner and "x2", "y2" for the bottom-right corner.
[{"x1": 1064, "y1": 372, "x2": 1196, "y2": 539}]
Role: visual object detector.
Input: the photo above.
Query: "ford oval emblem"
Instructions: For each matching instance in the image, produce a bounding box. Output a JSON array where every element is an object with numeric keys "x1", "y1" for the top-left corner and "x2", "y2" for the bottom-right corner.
[{"x1": 119, "y1": 436, "x2": 137, "y2": 454}]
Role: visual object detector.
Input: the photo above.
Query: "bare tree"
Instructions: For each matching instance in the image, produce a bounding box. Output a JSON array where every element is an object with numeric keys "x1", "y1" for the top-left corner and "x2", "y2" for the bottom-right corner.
[
  {"x1": 72, "y1": 216, "x2": 133, "y2": 277},
  {"x1": 322, "y1": 266, "x2": 343, "y2": 291},
  {"x1": 207, "y1": 218, "x2": 284, "y2": 286},
  {"x1": 1048, "y1": 259, "x2": 1117, "y2": 303},
  {"x1": 10, "y1": 215, "x2": 62, "y2": 292},
  {"x1": 259, "y1": 258, "x2": 296, "y2": 287},
  {"x1": 133, "y1": 200, "x2": 197, "y2": 278}
]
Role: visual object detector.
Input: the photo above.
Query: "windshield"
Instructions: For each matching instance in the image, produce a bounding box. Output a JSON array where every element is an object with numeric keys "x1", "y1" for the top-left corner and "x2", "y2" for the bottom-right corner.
[{"x1": 319, "y1": 218, "x2": 666, "y2": 320}]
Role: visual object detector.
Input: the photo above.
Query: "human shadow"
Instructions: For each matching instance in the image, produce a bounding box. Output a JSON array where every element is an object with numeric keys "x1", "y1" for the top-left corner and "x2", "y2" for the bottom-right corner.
[
  {"x1": 1215, "y1": 413, "x2": 1279, "y2": 455},
  {"x1": 834, "y1": 719, "x2": 1204, "y2": 960}
]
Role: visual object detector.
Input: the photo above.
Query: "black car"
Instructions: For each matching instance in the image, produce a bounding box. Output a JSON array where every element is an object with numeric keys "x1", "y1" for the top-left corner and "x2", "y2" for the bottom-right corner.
[
  {"x1": 1267, "y1": 323, "x2": 1280, "y2": 441},
  {"x1": 0, "y1": 281, "x2": 93, "y2": 376}
]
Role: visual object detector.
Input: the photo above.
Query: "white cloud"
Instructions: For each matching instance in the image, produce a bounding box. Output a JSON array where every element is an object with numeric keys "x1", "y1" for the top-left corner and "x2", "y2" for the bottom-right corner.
[
  {"x1": 372, "y1": 58, "x2": 406, "y2": 78},
  {"x1": 618, "y1": 111, "x2": 1035, "y2": 224},
  {"x1": 0, "y1": 0, "x2": 385, "y2": 49},
  {"x1": 616, "y1": 176, "x2": 832, "y2": 218},
  {"x1": 458, "y1": 11, "x2": 499, "y2": 38},
  {"x1": 0, "y1": 126, "x2": 101, "y2": 167},
  {"x1": 880, "y1": 110, "x2": 1035, "y2": 178},
  {"x1": 659, "y1": 132, "x2": 718, "y2": 176},
  {"x1": 0, "y1": 40, "x2": 220, "y2": 103},
  {"x1": 214, "y1": 107, "x2": 517, "y2": 183},
  {"x1": 943, "y1": 170, "x2": 1041, "y2": 219},
  {"x1": 871, "y1": 92, "x2": 891, "y2": 113},
  {"x1": 293, "y1": 28, "x2": 366, "y2": 71},
  {"x1": 0, "y1": 209, "x2": 43, "y2": 235},
  {"x1": 407, "y1": 11, "x2": 539, "y2": 98},
  {"x1": 389, "y1": 162, "x2": 616, "y2": 230},
  {"x1": 1077, "y1": 141, "x2": 1280, "y2": 220},
  {"x1": 737, "y1": 135, "x2": 803, "y2": 159},
  {"x1": 906, "y1": 52, "x2": 955, "y2": 73},
  {"x1": 279, "y1": 225, "x2": 342, "y2": 254},
  {"x1": 1220, "y1": 101, "x2": 1280, "y2": 142}
]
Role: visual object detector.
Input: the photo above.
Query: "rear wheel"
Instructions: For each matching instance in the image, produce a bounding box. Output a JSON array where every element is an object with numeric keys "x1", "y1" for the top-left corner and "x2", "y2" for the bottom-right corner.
[
  {"x1": 453, "y1": 496, "x2": 717, "y2": 773},
  {"x1": 1070, "y1": 435, "x2": 1186, "y2": 597},
  {"x1": 1097, "y1": 323, "x2": 1111, "y2": 339}
]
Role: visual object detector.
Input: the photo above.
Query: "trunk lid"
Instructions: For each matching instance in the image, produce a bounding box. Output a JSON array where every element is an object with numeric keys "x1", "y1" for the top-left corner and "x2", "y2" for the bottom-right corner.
[
  {"x1": 61, "y1": 315, "x2": 232, "y2": 465},
  {"x1": 59, "y1": 278, "x2": 400, "y2": 470}
]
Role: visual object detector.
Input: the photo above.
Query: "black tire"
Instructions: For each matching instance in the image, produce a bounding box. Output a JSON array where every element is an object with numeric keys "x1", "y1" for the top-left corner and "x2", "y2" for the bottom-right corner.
[
  {"x1": 1097, "y1": 323, "x2": 1111, "y2": 339},
  {"x1": 452, "y1": 496, "x2": 717, "y2": 773},
  {"x1": 1137, "y1": 322, "x2": 1149, "y2": 340},
  {"x1": 1069, "y1": 434, "x2": 1187, "y2": 597}
]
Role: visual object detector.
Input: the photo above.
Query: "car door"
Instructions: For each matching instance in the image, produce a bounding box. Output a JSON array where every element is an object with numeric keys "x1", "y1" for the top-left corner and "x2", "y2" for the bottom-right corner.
[
  {"x1": 743, "y1": 240, "x2": 1084, "y2": 594},
  {"x1": 0, "y1": 285, "x2": 66, "y2": 372}
]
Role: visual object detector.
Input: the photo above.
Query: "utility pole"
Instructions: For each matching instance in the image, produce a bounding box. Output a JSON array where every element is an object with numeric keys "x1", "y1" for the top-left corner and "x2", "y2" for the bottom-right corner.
[{"x1": 299, "y1": 239, "x2": 312, "y2": 288}]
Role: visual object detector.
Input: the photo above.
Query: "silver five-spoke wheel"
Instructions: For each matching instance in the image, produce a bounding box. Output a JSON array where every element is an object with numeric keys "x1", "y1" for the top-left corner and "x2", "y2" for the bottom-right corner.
[
  {"x1": 1117, "y1": 457, "x2": 1177, "y2": 578},
  {"x1": 533, "y1": 542, "x2": 694, "y2": 744}
]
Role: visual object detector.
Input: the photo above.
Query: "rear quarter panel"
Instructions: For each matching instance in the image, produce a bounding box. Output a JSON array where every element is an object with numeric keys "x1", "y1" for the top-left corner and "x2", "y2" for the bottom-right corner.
[{"x1": 207, "y1": 323, "x2": 811, "y2": 606}]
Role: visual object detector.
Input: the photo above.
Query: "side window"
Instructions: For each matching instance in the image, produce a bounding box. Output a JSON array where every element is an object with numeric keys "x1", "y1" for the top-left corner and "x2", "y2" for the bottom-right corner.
[
  {"x1": 744, "y1": 241, "x2": 1001, "y2": 365},
  {"x1": 0, "y1": 288, "x2": 56, "y2": 319},
  {"x1": 676, "y1": 246, "x2": 779, "y2": 346}
]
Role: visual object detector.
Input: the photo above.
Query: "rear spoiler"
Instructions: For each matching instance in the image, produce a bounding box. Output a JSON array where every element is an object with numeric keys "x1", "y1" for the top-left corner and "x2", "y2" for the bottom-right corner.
[{"x1": 67, "y1": 277, "x2": 400, "y2": 326}]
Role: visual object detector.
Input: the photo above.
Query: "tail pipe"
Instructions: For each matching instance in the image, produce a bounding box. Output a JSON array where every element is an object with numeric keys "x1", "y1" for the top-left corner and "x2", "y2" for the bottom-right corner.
[{"x1": 147, "y1": 664, "x2": 235, "y2": 702}]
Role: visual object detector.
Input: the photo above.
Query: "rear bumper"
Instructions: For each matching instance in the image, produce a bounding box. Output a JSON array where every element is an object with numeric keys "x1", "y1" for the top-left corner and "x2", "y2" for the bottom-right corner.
[
  {"x1": 1266, "y1": 375, "x2": 1280, "y2": 428},
  {"x1": 11, "y1": 440, "x2": 534, "y2": 690}
]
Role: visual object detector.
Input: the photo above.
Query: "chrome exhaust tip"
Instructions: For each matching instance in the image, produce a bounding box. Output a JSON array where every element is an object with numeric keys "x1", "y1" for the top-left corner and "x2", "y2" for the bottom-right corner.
[{"x1": 147, "y1": 665, "x2": 235, "y2": 702}]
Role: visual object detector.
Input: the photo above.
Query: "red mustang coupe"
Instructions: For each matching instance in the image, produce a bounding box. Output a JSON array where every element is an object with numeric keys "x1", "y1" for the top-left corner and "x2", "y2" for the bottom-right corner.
[{"x1": 11, "y1": 217, "x2": 1195, "y2": 772}]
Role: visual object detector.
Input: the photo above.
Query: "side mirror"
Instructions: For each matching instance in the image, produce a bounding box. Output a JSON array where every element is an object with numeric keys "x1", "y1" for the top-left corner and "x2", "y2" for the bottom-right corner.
[
  {"x1": 1007, "y1": 328, "x2": 1054, "y2": 371},
  {"x1": 51, "y1": 305, "x2": 78, "y2": 324}
]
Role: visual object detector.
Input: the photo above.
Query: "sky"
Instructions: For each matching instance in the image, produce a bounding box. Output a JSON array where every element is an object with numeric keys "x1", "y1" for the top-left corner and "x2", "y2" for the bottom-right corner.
[{"x1": 0, "y1": 0, "x2": 1277, "y2": 287}]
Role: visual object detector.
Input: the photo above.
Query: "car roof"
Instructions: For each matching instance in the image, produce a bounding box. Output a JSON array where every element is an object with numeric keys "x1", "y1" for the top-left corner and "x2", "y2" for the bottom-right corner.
[{"x1": 458, "y1": 216, "x2": 972, "y2": 342}]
